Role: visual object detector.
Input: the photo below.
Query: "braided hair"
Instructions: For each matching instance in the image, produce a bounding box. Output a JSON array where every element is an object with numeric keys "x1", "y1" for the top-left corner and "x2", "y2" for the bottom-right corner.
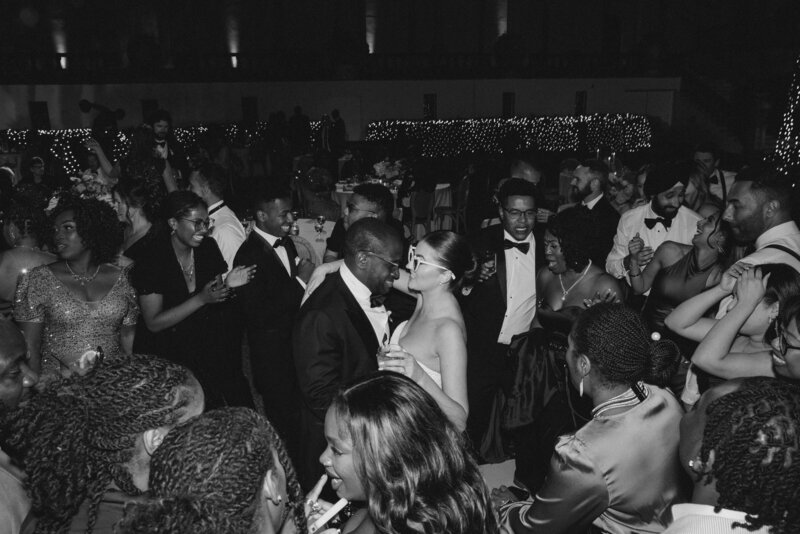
[
  {"x1": 698, "y1": 377, "x2": 800, "y2": 533},
  {"x1": 117, "y1": 407, "x2": 306, "y2": 534},
  {"x1": 571, "y1": 303, "x2": 680, "y2": 388},
  {"x1": 1, "y1": 355, "x2": 202, "y2": 534},
  {"x1": 331, "y1": 373, "x2": 500, "y2": 534}
]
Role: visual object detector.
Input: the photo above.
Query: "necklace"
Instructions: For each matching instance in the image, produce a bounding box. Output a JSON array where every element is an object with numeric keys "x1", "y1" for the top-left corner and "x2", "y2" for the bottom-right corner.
[
  {"x1": 65, "y1": 261, "x2": 101, "y2": 287},
  {"x1": 178, "y1": 249, "x2": 195, "y2": 281},
  {"x1": 558, "y1": 260, "x2": 592, "y2": 301}
]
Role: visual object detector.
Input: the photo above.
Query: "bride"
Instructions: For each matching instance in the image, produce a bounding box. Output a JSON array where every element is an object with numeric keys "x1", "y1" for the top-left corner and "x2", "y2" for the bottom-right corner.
[{"x1": 305, "y1": 230, "x2": 473, "y2": 431}]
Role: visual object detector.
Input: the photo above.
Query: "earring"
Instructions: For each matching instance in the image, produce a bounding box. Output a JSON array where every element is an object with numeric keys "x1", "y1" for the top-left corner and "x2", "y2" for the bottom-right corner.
[
  {"x1": 277, "y1": 495, "x2": 283, "y2": 504},
  {"x1": 579, "y1": 377, "x2": 584, "y2": 397}
]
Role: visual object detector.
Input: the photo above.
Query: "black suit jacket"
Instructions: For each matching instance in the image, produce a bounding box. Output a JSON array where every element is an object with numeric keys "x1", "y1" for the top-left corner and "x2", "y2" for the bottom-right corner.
[
  {"x1": 588, "y1": 195, "x2": 621, "y2": 268},
  {"x1": 234, "y1": 231, "x2": 304, "y2": 352}
]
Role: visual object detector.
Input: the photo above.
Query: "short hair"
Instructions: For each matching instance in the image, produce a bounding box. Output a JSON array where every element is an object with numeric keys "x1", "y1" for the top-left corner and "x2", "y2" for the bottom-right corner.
[
  {"x1": 571, "y1": 303, "x2": 680, "y2": 388},
  {"x1": 352, "y1": 183, "x2": 394, "y2": 220},
  {"x1": 579, "y1": 158, "x2": 610, "y2": 185},
  {"x1": 1, "y1": 355, "x2": 201, "y2": 534},
  {"x1": 343, "y1": 217, "x2": 400, "y2": 259},
  {"x1": 148, "y1": 109, "x2": 172, "y2": 127},
  {"x1": 510, "y1": 155, "x2": 544, "y2": 175},
  {"x1": 117, "y1": 407, "x2": 305, "y2": 533},
  {"x1": 50, "y1": 194, "x2": 123, "y2": 264},
  {"x1": 547, "y1": 206, "x2": 601, "y2": 271},
  {"x1": 114, "y1": 178, "x2": 164, "y2": 223},
  {"x1": 193, "y1": 162, "x2": 227, "y2": 199},
  {"x1": 497, "y1": 178, "x2": 537, "y2": 207},
  {"x1": 30, "y1": 156, "x2": 44, "y2": 167},
  {"x1": 760, "y1": 264, "x2": 800, "y2": 308},
  {"x1": 251, "y1": 185, "x2": 292, "y2": 212},
  {"x1": 693, "y1": 142, "x2": 719, "y2": 161},
  {"x1": 162, "y1": 190, "x2": 207, "y2": 221},
  {"x1": 698, "y1": 377, "x2": 800, "y2": 533},
  {"x1": 331, "y1": 373, "x2": 500, "y2": 534},
  {"x1": 734, "y1": 162, "x2": 793, "y2": 213},
  {"x1": 419, "y1": 230, "x2": 477, "y2": 291}
]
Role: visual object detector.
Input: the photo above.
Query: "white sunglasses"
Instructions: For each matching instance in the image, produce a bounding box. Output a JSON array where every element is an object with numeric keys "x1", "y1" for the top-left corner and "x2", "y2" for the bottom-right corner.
[{"x1": 407, "y1": 245, "x2": 455, "y2": 280}]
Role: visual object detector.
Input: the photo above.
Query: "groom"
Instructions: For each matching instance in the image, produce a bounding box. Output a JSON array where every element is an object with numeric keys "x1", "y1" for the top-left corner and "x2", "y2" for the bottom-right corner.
[{"x1": 292, "y1": 218, "x2": 402, "y2": 489}]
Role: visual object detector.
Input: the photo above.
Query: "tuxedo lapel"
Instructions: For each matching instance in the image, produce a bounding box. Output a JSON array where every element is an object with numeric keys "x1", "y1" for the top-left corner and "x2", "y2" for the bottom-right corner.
[
  {"x1": 284, "y1": 237, "x2": 299, "y2": 278},
  {"x1": 252, "y1": 232, "x2": 293, "y2": 280},
  {"x1": 493, "y1": 227, "x2": 508, "y2": 305},
  {"x1": 335, "y1": 274, "x2": 381, "y2": 356}
]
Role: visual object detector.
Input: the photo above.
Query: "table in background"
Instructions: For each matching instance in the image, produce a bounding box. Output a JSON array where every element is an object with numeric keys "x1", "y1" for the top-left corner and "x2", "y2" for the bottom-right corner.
[{"x1": 294, "y1": 218, "x2": 336, "y2": 263}]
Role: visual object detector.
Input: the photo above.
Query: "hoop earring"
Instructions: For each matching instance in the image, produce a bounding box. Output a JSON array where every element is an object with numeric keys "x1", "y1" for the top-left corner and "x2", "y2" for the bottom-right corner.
[{"x1": 579, "y1": 377, "x2": 584, "y2": 397}]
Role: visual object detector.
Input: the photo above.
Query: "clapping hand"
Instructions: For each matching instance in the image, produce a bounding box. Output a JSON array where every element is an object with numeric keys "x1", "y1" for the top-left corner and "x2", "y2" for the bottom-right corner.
[
  {"x1": 200, "y1": 279, "x2": 232, "y2": 304},
  {"x1": 720, "y1": 261, "x2": 752, "y2": 294},
  {"x1": 583, "y1": 288, "x2": 620, "y2": 308},
  {"x1": 628, "y1": 233, "x2": 654, "y2": 267},
  {"x1": 225, "y1": 265, "x2": 256, "y2": 288}
]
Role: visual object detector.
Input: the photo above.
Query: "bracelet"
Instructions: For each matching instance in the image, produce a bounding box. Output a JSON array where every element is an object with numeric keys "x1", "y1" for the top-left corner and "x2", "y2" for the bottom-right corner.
[{"x1": 629, "y1": 271, "x2": 642, "y2": 278}]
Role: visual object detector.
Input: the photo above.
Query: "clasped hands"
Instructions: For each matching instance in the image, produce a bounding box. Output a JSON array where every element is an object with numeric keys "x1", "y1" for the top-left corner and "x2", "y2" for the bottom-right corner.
[
  {"x1": 627, "y1": 232, "x2": 653, "y2": 268},
  {"x1": 200, "y1": 265, "x2": 257, "y2": 304}
]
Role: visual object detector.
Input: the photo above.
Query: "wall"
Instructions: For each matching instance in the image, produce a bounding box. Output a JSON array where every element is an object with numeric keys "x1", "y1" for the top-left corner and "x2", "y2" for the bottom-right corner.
[{"x1": 0, "y1": 77, "x2": 680, "y2": 137}]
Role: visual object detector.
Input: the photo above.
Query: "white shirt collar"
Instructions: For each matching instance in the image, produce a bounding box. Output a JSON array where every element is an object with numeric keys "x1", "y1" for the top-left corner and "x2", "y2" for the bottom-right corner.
[
  {"x1": 503, "y1": 229, "x2": 534, "y2": 244},
  {"x1": 340, "y1": 262, "x2": 372, "y2": 304},
  {"x1": 253, "y1": 225, "x2": 282, "y2": 247},
  {"x1": 207, "y1": 199, "x2": 224, "y2": 212},
  {"x1": 756, "y1": 221, "x2": 800, "y2": 249},
  {"x1": 671, "y1": 503, "x2": 757, "y2": 523},
  {"x1": 583, "y1": 193, "x2": 603, "y2": 210}
]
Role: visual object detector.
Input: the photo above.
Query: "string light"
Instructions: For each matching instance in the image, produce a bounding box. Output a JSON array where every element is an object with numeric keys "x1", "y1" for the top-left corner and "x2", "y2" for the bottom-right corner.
[
  {"x1": 365, "y1": 114, "x2": 651, "y2": 157},
  {"x1": 775, "y1": 55, "x2": 800, "y2": 174}
]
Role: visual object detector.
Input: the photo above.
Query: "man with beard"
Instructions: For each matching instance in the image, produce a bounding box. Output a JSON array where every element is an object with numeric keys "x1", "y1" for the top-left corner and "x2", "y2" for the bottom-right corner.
[
  {"x1": 606, "y1": 161, "x2": 702, "y2": 284},
  {"x1": 148, "y1": 109, "x2": 188, "y2": 182},
  {"x1": 0, "y1": 320, "x2": 38, "y2": 531},
  {"x1": 694, "y1": 142, "x2": 735, "y2": 204},
  {"x1": 570, "y1": 159, "x2": 620, "y2": 267}
]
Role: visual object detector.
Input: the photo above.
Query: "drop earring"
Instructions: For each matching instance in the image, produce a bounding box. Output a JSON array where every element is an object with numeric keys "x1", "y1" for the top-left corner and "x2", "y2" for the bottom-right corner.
[{"x1": 579, "y1": 377, "x2": 584, "y2": 397}]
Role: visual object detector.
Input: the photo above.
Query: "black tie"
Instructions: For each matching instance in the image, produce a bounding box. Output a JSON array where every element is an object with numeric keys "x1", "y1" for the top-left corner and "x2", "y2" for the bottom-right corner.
[
  {"x1": 273, "y1": 237, "x2": 288, "y2": 248},
  {"x1": 707, "y1": 174, "x2": 719, "y2": 185},
  {"x1": 644, "y1": 217, "x2": 672, "y2": 230},
  {"x1": 370, "y1": 294, "x2": 387, "y2": 308},
  {"x1": 504, "y1": 239, "x2": 530, "y2": 254}
]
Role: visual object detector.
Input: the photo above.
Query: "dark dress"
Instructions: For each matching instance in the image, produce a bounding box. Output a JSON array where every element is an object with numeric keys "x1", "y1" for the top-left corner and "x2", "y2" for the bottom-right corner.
[
  {"x1": 131, "y1": 233, "x2": 252, "y2": 409},
  {"x1": 121, "y1": 226, "x2": 161, "y2": 264},
  {"x1": 642, "y1": 249, "x2": 719, "y2": 394}
]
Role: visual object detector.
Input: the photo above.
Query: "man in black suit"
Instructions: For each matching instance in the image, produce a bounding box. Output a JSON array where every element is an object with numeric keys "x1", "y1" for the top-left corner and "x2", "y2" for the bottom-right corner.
[
  {"x1": 570, "y1": 159, "x2": 620, "y2": 267},
  {"x1": 234, "y1": 186, "x2": 313, "y2": 463},
  {"x1": 292, "y1": 218, "x2": 402, "y2": 489},
  {"x1": 461, "y1": 179, "x2": 538, "y2": 456}
]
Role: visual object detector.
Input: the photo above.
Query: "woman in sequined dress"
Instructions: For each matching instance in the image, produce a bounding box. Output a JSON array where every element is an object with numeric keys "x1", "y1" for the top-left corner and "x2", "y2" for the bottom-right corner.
[{"x1": 14, "y1": 195, "x2": 137, "y2": 385}]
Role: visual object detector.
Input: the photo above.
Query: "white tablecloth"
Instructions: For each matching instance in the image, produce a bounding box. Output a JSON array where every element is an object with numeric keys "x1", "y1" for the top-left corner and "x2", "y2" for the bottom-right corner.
[{"x1": 295, "y1": 218, "x2": 336, "y2": 263}]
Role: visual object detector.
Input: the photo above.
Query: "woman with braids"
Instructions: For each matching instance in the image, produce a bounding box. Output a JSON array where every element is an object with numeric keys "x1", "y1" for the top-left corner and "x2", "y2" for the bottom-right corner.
[
  {"x1": 113, "y1": 174, "x2": 165, "y2": 265},
  {"x1": 666, "y1": 263, "x2": 800, "y2": 405},
  {"x1": 117, "y1": 407, "x2": 309, "y2": 534},
  {"x1": 13, "y1": 194, "x2": 138, "y2": 386},
  {"x1": 1, "y1": 355, "x2": 205, "y2": 533},
  {"x1": 132, "y1": 190, "x2": 255, "y2": 408},
  {"x1": 672, "y1": 377, "x2": 800, "y2": 533},
  {"x1": 312, "y1": 373, "x2": 499, "y2": 534},
  {"x1": 0, "y1": 201, "x2": 56, "y2": 318},
  {"x1": 493, "y1": 303, "x2": 688, "y2": 534}
]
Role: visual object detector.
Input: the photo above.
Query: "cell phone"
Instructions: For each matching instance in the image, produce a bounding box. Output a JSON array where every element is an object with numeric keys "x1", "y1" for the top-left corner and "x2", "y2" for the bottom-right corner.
[{"x1": 507, "y1": 485, "x2": 530, "y2": 501}]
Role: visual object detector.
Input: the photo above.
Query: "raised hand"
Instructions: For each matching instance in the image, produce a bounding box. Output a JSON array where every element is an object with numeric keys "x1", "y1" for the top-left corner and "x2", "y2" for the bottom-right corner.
[
  {"x1": 733, "y1": 267, "x2": 770, "y2": 307},
  {"x1": 719, "y1": 261, "x2": 752, "y2": 294},
  {"x1": 225, "y1": 265, "x2": 256, "y2": 288}
]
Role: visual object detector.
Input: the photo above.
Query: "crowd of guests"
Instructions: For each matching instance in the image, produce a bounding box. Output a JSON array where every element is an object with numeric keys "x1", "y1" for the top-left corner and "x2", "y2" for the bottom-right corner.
[{"x1": 0, "y1": 115, "x2": 799, "y2": 534}]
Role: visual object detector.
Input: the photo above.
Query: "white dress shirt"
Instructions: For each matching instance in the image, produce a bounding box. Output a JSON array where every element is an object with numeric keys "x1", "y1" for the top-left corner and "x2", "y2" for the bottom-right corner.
[
  {"x1": 582, "y1": 192, "x2": 603, "y2": 210},
  {"x1": 663, "y1": 503, "x2": 772, "y2": 533},
  {"x1": 707, "y1": 169, "x2": 736, "y2": 204},
  {"x1": 606, "y1": 202, "x2": 702, "y2": 279},
  {"x1": 208, "y1": 201, "x2": 246, "y2": 275},
  {"x1": 340, "y1": 263, "x2": 390, "y2": 345},
  {"x1": 498, "y1": 230, "x2": 537, "y2": 345}
]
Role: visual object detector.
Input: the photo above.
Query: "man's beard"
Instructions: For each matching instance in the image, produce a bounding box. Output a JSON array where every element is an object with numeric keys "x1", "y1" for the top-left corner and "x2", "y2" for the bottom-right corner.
[
  {"x1": 572, "y1": 185, "x2": 590, "y2": 202},
  {"x1": 651, "y1": 199, "x2": 679, "y2": 220}
]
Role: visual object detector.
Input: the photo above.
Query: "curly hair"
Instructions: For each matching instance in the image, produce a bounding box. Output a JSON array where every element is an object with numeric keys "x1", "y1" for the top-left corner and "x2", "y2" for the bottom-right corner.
[
  {"x1": 1, "y1": 355, "x2": 202, "y2": 534},
  {"x1": 4, "y1": 200, "x2": 50, "y2": 245},
  {"x1": 698, "y1": 377, "x2": 800, "y2": 533},
  {"x1": 50, "y1": 193, "x2": 123, "y2": 264},
  {"x1": 547, "y1": 206, "x2": 602, "y2": 271},
  {"x1": 331, "y1": 373, "x2": 499, "y2": 534},
  {"x1": 571, "y1": 303, "x2": 681, "y2": 388},
  {"x1": 117, "y1": 407, "x2": 305, "y2": 534}
]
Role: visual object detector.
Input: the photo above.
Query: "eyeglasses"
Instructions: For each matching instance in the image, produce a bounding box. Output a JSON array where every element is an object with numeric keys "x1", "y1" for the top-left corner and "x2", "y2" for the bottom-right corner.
[
  {"x1": 180, "y1": 217, "x2": 214, "y2": 231},
  {"x1": 346, "y1": 203, "x2": 377, "y2": 216},
  {"x1": 775, "y1": 320, "x2": 800, "y2": 357},
  {"x1": 502, "y1": 207, "x2": 537, "y2": 219},
  {"x1": 362, "y1": 251, "x2": 400, "y2": 271},
  {"x1": 407, "y1": 245, "x2": 455, "y2": 280}
]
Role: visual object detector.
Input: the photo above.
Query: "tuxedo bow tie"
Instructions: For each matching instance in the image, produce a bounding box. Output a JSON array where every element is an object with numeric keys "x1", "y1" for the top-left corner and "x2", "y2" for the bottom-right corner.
[
  {"x1": 273, "y1": 237, "x2": 289, "y2": 248},
  {"x1": 644, "y1": 217, "x2": 672, "y2": 230},
  {"x1": 503, "y1": 239, "x2": 530, "y2": 254},
  {"x1": 707, "y1": 175, "x2": 719, "y2": 185},
  {"x1": 369, "y1": 294, "x2": 387, "y2": 308}
]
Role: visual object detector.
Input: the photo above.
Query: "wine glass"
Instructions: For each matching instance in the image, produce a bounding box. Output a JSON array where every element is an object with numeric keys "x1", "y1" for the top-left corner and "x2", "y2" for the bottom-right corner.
[
  {"x1": 481, "y1": 249, "x2": 497, "y2": 278},
  {"x1": 314, "y1": 214, "x2": 326, "y2": 242}
]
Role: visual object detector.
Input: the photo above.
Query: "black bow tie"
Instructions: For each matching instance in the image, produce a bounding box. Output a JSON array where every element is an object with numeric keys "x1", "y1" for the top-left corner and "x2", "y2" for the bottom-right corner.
[
  {"x1": 644, "y1": 217, "x2": 672, "y2": 230},
  {"x1": 273, "y1": 237, "x2": 289, "y2": 248},
  {"x1": 707, "y1": 174, "x2": 719, "y2": 185},
  {"x1": 504, "y1": 239, "x2": 530, "y2": 254},
  {"x1": 369, "y1": 294, "x2": 387, "y2": 308}
]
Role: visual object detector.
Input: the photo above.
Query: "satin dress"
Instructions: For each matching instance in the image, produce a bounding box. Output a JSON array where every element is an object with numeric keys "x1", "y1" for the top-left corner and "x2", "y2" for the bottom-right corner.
[{"x1": 500, "y1": 385, "x2": 688, "y2": 533}]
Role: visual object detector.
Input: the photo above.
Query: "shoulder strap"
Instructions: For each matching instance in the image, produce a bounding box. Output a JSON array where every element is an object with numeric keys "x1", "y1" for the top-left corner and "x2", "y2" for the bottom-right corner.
[{"x1": 764, "y1": 243, "x2": 800, "y2": 263}]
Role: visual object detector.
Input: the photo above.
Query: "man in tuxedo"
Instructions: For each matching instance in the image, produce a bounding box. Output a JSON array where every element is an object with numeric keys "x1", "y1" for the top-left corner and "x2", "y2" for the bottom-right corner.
[
  {"x1": 148, "y1": 108, "x2": 188, "y2": 180},
  {"x1": 461, "y1": 178, "x2": 538, "y2": 454},
  {"x1": 293, "y1": 218, "x2": 402, "y2": 489},
  {"x1": 570, "y1": 159, "x2": 620, "y2": 267},
  {"x1": 694, "y1": 142, "x2": 735, "y2": 204},
  {"x1": 234, "y1": 186, "x2": 313, "y2": 462}
]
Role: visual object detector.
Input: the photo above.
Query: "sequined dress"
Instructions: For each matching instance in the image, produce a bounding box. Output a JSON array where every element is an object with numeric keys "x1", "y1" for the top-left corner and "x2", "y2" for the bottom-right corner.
[{"x1": 13, "y1": 265, "x2": 139, "y2": 380}]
